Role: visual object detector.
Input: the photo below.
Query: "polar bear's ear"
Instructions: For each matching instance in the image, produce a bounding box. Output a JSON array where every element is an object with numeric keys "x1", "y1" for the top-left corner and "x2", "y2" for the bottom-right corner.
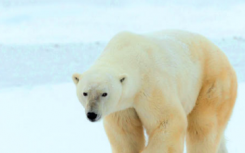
[
  {"x1": 119, "y1": 74, "x2": 127, "y2": 84},
  {"x1": 72, "y1": 73, "x2": 82, "y2": 85}
]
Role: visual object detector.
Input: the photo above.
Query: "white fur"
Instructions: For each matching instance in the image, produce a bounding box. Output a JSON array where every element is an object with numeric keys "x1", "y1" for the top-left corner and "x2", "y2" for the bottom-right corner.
[{"x1": 73, "y1": 30, "x2": 237, "y2": 153}]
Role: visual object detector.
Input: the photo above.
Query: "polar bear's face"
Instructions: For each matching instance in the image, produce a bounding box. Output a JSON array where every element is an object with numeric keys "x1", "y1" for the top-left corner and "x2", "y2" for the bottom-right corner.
[{"x1": 72, "y1": 71, "x2": 125, "y2": 122}]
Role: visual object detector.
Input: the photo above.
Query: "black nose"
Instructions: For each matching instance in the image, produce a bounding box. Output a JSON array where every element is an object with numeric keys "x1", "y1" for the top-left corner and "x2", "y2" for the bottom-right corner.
[{"x1": 87, "y1": 112, "x2": 97, "y2": 121}]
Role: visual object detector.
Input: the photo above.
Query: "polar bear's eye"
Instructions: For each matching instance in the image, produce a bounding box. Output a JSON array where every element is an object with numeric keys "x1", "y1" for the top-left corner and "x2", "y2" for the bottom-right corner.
[
  {"x1": 102, "y1": 93, "x2": 108, "y2": 97},
  {"x1": 83, "y1": 92, "x2": 88, "y2": 96}
]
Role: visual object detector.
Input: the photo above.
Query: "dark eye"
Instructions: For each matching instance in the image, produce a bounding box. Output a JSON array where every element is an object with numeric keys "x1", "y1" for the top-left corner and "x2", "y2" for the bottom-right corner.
[
  {"x1": 102, "y1": 93, "x2": 108, "y2": 97},
  {"x1": 83, "y1": 92, "x2": 88, "y2": 96}
]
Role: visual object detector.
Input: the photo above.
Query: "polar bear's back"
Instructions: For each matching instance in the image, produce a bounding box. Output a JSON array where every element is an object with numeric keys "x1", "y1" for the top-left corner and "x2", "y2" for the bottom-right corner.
[{"x1": 99, "y1": 30, "x2": 231, "y2": 80}]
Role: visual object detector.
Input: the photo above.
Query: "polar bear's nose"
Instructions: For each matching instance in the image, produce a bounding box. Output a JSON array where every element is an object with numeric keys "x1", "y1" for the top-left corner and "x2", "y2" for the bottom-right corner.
[{"x1": 87, "y1": 112, "x2": 98, "y2": 122}]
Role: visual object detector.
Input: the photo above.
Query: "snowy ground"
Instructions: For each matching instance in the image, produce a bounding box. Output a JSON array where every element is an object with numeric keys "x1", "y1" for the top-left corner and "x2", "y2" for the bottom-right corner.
[{"x1": 0, "y1": 1, "x2": 245, "y2": 153}]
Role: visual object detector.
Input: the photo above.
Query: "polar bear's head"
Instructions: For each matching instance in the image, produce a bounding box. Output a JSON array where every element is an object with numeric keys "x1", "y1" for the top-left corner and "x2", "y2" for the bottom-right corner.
[{"x1": 72, "y1": 70, "x2": 126, "y2": 122}]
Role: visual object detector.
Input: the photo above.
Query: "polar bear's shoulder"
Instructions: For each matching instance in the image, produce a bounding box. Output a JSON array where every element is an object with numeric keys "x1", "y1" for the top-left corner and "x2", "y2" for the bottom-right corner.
[{"x1": 109, "y1": 31, "x2": 143, "y2": 43}]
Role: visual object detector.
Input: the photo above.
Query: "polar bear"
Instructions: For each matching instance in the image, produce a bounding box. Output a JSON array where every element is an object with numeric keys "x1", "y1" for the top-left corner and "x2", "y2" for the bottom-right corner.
[{"x1": 72, "y1": 30, "x2": 237, "y2": 153}]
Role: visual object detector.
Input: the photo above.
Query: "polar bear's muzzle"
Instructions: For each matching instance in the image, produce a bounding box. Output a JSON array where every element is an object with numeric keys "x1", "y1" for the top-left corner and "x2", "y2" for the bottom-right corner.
[
  {"x1": 86, "y1": 111, "x2": 101, "y2": 122},
  {"x1": 86, "y1": 112, "x2": 100, "y2": 122},
  {"x1": 85, "y1": 102, "x2": 101, "y2": 122},
  {"x1": 86, "y1": 105, "x2": 101, "y2": 122}
]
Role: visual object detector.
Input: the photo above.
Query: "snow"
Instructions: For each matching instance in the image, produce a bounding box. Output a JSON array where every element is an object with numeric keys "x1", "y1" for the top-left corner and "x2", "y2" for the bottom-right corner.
[
  {"x1": 0, "y1": 83, "x2": 111, "y2": 153},
  {"x1": 0, "y1": 1, "x2": 245, "y2": 44},
  {"x1": 0, "y1": 0, "x2": 244, "y2": 153}
]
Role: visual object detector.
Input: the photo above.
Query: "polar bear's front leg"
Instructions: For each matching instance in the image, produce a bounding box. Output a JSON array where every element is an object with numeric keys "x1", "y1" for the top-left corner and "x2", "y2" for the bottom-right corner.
[
  {"x1": 103, "y1": 108, "x2": 145, "y2": 153},
  {"x1": 142, "y1": 115, "x2": 187, "y2": 153},
  {"x1": 136, "y1": 93, "x2": 187, "y2": 153}
]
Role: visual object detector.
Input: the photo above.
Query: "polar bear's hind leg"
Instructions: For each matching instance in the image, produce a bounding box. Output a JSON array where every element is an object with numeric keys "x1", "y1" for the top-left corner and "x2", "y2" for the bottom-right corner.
[{"x1": 186, "y1": 70, "x2": 237, "y2": 153}]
